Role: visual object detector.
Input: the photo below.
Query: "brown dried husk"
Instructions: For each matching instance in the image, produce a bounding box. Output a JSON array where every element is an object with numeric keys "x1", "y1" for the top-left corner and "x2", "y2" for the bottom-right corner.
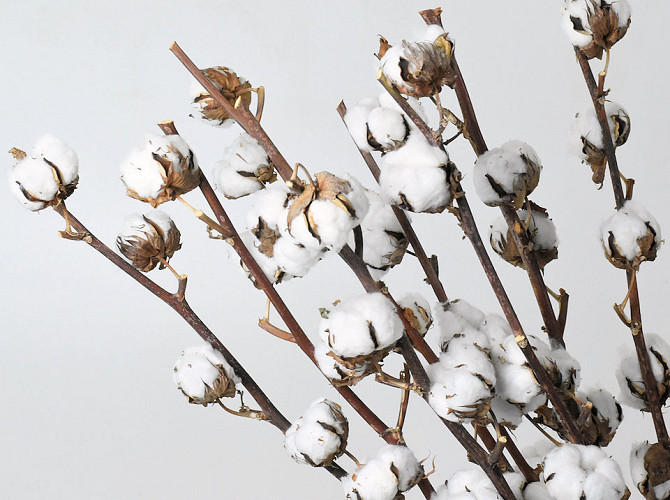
[
  {"x1": 252, "y1": 216, "x2": 282, "y2": 258},
  {"x1": 391, "y1": 35, "x2": 457, "y2": 97},
  {"x1": 325, "y1": 347, "x2": 393, "y2": 387},
  {"x1": 192, "y1": 66, "x2": 252, "y2": 124},
  {"x1": 401, "y1": 302, "x2": 432, "y2": 336},
  {"x1": 183, "y1": 364, "x2": 237, "y2": 406},
  {"x1": 605, "y1": 224, "x2": 660, "y2": 270},
  {"x1": 638, "y1": 443, "x2": 670, "y2": 500},
  {"x1": 117, "y1": 215, "x2": 182, "y2": 272},
  {"x1": 580, "y1": 107, "x2": 630, "y2": 187},
  {"x1": 125, "y1": 144, "x2": 201, "y2": 208},
  {"x1": 571, "y1": 1, "x2": 631, "y2": 60}
]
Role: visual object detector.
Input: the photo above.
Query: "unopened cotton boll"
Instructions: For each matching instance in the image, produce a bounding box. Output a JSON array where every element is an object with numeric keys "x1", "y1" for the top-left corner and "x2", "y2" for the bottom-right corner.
[
  {"x1": 8, "y1": 135, "x2": 79, "y2": 211},
  {"x1": 284, "y1": 398, "x2": 348, "y2": 467},
  {"x1": 562, "y1": 0, "x2": 631, "y2": 60},
  {"x1": 573, "y1": 101, "x2": 630, "y2": 186},
  {"x1": 319, "y1": 292, "x2": 404, "y2": 359},
  {"x1": 212, "y1": 133, "x2": 275, "y2": 199},
  {"x1": 616, "y1": 333, "x2": 670, "y2": 411},
  {"x1": 190, "y1": 66, "x2": 252, "y2": 126},
  {"x1": 600, "y1": 200, "x2": 662, "y2": 271},
  {"x1": 173, "y1": 344, "x2": 238, "y2": 406},
  {"x1": 120, "y1": 133, "x2": 200, "y2": 207},
  {"x1": 379, "y1": 132, "x2": 454, "y2": 213},
  {"x1": 116, "y1": 210, "x2": 181, "y2": 272},
  {"x1": 542, "y1": 443, "x2": 628, "y2": 500},
  {"x1": 473, "y1": 140, "x2": 542, "y2": 208}
]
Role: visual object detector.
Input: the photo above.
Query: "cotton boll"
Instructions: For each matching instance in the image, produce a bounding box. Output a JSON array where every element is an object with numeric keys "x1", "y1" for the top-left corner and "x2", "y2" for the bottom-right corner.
[
  {"x1": 524, "y1": 481, "x2": 555, "y2": 500},
  {"x1": 443, "y1": 468, "x2": 503, "y2": 499},
  {"x1": 246, "y1": 182, "x2": 291, "y2": 230},
  {"x1": 116, "y1": 210, "x2": 182, "y2": 272},
  {"x1": 398, "y1": 294, "x2": 432, "y2": 336},
  {"x1": 366, "y1": 106, "x2": 408, "y2": 151},
  {"x1": 562, "y1": 0, "x2": 631, "y2": 59},
  {"x1": 272, "y1": 233, "x2": 324, "y2": 277},
  {"x1": 343, "y1": 98, "x2": 379, "y2": 152},
  {"x1": 573, "y1": 387, "x2": 623, "y2": 446},
  {"x1": 238, "y1": 230, "x2": 287, "y2": 285},
  {"x1": 212, "y1": 158, "x2": 264, "y2": 198},
  {"x1": 473, "y1": 140, "x2": 541, "y2": 208},
  {"x1": 119, "y1": 147, "x2": 166, "y2": 200},
  {"x1": 32, "y1": 133, "x2": 79, "y2": 186},
  {"x1": 213, "y1": 133, "x2": 275, "y2": 199},
  {"x1": 319, "y1": 292, "x2": 404, "y2": 359},
  {"x1": 8, "y1": 157, "x2": 61, "y2": 211},
  {"x1": 440, "y1": 332, "x2": 495, "y2": 383},
  {"x1": 173, "y1": 344, "x2": 238, "y2": 406},
  {"x1": 376, "y1": 445, "x2": 423, "y2": 492},
  {"x1": 314, "y1": 341, "x2": 371, "y2": 386},
  {"x1": 600, "y1": 200, "x2": 662, "y2": 270},
  {"x1": 344, "y1": 459, "x2": 399, "y2": 500}
]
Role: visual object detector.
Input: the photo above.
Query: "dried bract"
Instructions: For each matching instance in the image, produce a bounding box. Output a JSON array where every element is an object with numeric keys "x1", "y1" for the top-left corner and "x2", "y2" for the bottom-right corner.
[
  {"x1": 116, "y1": 210, "x2": 181, "y2": 272},
  {"x1": 191, "y1": 66, "x2": 252, "y2": 126}
]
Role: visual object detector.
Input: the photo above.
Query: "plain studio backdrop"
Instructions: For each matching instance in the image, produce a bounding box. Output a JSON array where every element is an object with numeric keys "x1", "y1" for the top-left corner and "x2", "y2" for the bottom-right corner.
[{"x1": 2, "y1": 1, "x2": 669, "y2": 499}]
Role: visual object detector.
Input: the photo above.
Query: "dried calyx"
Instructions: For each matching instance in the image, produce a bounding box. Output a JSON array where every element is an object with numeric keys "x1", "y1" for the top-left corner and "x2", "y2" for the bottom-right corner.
[
  {"x1": 116, "y1": 210, "x2": 182, "y2": 272},
  {"x1": 191, "y1": 66, "x2": 252, "y2": 126},
  {"x1": 8, "y1": 134, "x2": 79, "y2": 211}
]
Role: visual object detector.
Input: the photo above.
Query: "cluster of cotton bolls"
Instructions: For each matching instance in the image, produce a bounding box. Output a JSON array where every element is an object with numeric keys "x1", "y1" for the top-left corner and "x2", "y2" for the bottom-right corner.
[
  {"x1": 8, "y1": 134, "x2": 79, "y2": 211},
  {"x1": 616, "y1": 333, "x2": 670, "y2": 411},
  {"x1": 489, "y1": 204, "x2": 559, "y2": 271},
  {"x1": 212, "y1": 132, "x2": 276, "y2": 199},
  {"x1": 315, "y1": 292, "x2": 404, "y2": 386},
  {"x1": 172, "y1": 344, "x2": 239, "y2": 406},
  {"x1": 119, "y1": 132, "x2": 200, "y2": 207},
  {"x1": 600, "y1": 200, "x2": 662, "y2": 271},
  {"x1": 342, "y1": 445, "x2": 423, "y2": 500},
  {"x1": 473, "y1": 140, "x2": 542, "y2": 209},
  {"x1": 284, "y1": 398, "x2": 349, "y2": 467},
  {"x1": 573, "y1": 101, "x2": 630, "y2": 186},
  {"x1": 562, "y1": 0, "x2": 631, "y2": 60}
]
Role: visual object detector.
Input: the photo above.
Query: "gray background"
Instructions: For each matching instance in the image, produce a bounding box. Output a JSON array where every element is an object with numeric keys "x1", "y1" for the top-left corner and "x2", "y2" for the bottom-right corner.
[{"x1": 2, "y1": 1, "x2": 669, "y2": 498}]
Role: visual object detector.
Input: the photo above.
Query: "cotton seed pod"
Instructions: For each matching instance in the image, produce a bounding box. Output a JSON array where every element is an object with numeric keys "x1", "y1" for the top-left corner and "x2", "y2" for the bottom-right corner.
[
  {"x1": 120, "y1": 133, "x2": 201, "y2": 207},
  {"x1": 542, "y1": 443, "x2": 629, "y2": 500},
  {"x1": 379, "y1": 33, "x2": 457, "y2": 98},
  {"x1": 562, "y1": 0, "x2": 631, "y2": 60},
  {"x1": 212, "y1": 132, "x2": 276, "y2": 199},
  {"x1": 616, "y1": 333, "x2": 670, "y2": 411},
  {"x1": 631, "y1": 442, "x2": 670, "y2": 500},
  {"x1": 8, "y1": 134, "x2": 79, "y2": 211},
  {"x1": 190, "y1": 66, "x2": 252, "y2": 126},
  {"x1": 473, "y1": 140, "x2": 542, "y2": 209},
  {"x1": 116, "y1": 210, "x2": 181, "y2": 272},
  {"x1": 284, "y1": 398, "x2": 349, "y2": 467},
  {"x1": 489, "y1": 203, "x2": 559, "y2": 270},
  {"x1": 601, "y1": 200, "x2": 662, "y2": 271},
  {"x1": 173, "y1": 344, "x2": 238, "y2": 406},
  {"x1": 286, "y1": 171, "x2": 369, "y2": 251},
  {"x1": 574, "y1": 101, "x2": 630, "y2": 186},
  {"x1": 343, "y1": 445, "x2": 423, "y2": 500}
]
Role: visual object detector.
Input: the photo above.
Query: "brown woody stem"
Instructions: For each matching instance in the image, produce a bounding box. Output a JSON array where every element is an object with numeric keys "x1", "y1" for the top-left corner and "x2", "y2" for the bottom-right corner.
[{"x1": 574, "y1": 48, "x2": 670, "y2": 449}]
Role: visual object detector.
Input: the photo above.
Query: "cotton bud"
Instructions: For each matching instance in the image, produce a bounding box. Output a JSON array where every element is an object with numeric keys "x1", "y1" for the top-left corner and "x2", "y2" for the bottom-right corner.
[
  {"x1": 349, "y1": 189, "x2": 408, "y2": 277},
  {"x1": 616, "y1": 333, "x2": 670, "y2": 411},
  {"x1": 631, "y1": 441, "x2": 670, "y2": 500},
  {"x1": 562, "y1": 0, "x2": 631, "y2": 60},
  {"x1": 212, "y1": 133, "x2": 276, "y2": 199},
  {"x1": 473, "y1": 140, "x2": 542, "y2": 209},
  {"x1": 314, "y1": 341, "x2": 372, "y2": 387},
  {"x1": 379, "y1": 132, "x2": 456, "y2": 213},
  {"x1": 120, "y1": 133, "x2": 200, "y2": 207},
  {"x1": 284, "y1": 398, "x2": 348, "y2": 467},
  {"x1": 542, "y1": 443, "x2": 629, "y2": 500},
  {"x1": 489, "y1": 204, "x2": 558, "y2": 270},
  {"x1": 116, "y1": 210, "x2": 181, "y2": 272},
  {"x1": 398, "y1": 294, "x2": 432, "y2": 337},
  {"x1": 286, "y1": 171, "x2": 369, "y2": 251},
  {"x1": 190, "y1": 66, "x2": 252, "y2": 126},
  {"x1": 379, "y1": 32, "x2": 456, "y2": 98},
  {"x1": 8, "y1": 134, "x2": 79, "y2": 211},
  {"x1": 173, "y1": 344, "x2": 238, "y2": 406},
  {"x1": 343, "y1": 445, "x2": 423, "y2": 500},
  {"x1": 319, "y1": 292, "x2": 404, "y2": 362},
  {"x1": 600, "y1": 201, "x2": 662, "y2": 270},
  {"x1": 574, "y1": 101, "x2": 630, "y2": 186}
]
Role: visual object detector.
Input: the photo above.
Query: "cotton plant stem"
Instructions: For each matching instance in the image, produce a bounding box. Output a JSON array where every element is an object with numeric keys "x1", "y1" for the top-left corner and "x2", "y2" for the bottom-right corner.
[
  {"x1": 574, "y1": 48, "x2": 670, "y2": 448},
  {"x1": 50, "y1": 204, "x2": 351, "y2": 481},
  {"x1": 378, "y1": 59, "x2": 583, "y2": 445},
  {"x1": 336, "y1": 101, "x2": 450, "y2": 308}
]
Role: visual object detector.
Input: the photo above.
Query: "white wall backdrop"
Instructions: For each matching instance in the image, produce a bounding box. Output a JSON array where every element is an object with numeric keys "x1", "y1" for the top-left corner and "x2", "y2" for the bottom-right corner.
[{"x1": 2, "y1": 1, "x2": 669, "y2": 499}]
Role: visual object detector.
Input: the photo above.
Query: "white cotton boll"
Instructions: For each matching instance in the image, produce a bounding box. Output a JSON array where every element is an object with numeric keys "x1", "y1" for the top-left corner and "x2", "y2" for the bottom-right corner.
[
  {"x1": 481, "y1": 314, "x2": 512, "y2": 348},
  {"x1": 380, "y1": 44, "x2": 405, "y2": 92},
  {"x1": 609, "y1": 0, "x2": 632, "y2": 28},
  {"x1": 8, "y1": 157, "x2": 60, "y2": 211},
  {"x1": 600, "y1": 200, "x2": 662, "y2": 266},
  {"x1": 119, "y1": 147, "x2": 166, "y2": 200},
  {"x1": 536, "y1": 343, "x2": 581, "y2": 391},
  {"x1": 574, "y1": 101, "x2": 630, "y2": 154},
  {"x1": 246, "y1": 183, "x2": 291, "y2": 230},
  {"x1": 143, "y1": 209, "x2": 173, "y2": 236},
  {"x1": 238, "y1": 230, "x2": 285, "y2": 285},
  {"x1": 441, "y1": 333, "x2": 495, "y2": 383},
  {"x1": 32, "y1": 133, "x2": 79, "y2": 185},
  {"x1": 524, "y1": 482, "x2": 555, "y2": 500},
  {"x1": 367, "y1": 106, "x2": 408, "y2": 150},
  {"x1": 345, "y1": 460, "x2": 400, "y2": 500},
  {"x1": 495, "y1": 362, "x2": 545, "y2": 409},
  {"x1": 522, "y1": 441, "x2": 556, "y2": 471},
  {"x1": 473, "y1": 140, "x2": 541, "y2": 208},
  {"x1": 629, "y1": 441, "x2": 651, "y2": 493},
  {"x1": 504, "y1": 472, "x2": 526, "y2": 500},
  {"x1": 212, "y1": 158, "x2": 263, "y2": 199},
  {"x1": 444, "y1": 468, "x2": 503, "y2": 499},
  {"x1": 380, "y1": 163, "x2": 450, "y2": 213},
  {"x1": 272, "y1": 234, "x2": 323, "y2": 277},
  {"x1": 428, "y1": 361, "x2": 493, "y2": 423},
  {"x1": 306, "y1": 199, "x2": 358, "y2": 251},
  {"x1": 579, "y1": 387, "x2": 623, "y2": 434},
  {"x1": 382, "y1": 132, "x2": 448, "y2": 172},
  {"x1": 377, "y1": 445, "x2": 423, "y2": 491},
  {"x1": 343, "y1": 98, "x2": 379, "y2": 152},
  {"x1": 173, "y1": 344, "x2": 238, "y2": 405},
  {"x1": 562, "y1": 2, "x2": 593, "y2": 48},
  {"x1": 490, "y1": 397, "x2": 524, "y2": 428},
  {"x1": 398, "y1": 294, "x2": 432, "y2": 336},
  {"x1": 319, "y1": 292, "x2": 404, "y2": 358}
]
